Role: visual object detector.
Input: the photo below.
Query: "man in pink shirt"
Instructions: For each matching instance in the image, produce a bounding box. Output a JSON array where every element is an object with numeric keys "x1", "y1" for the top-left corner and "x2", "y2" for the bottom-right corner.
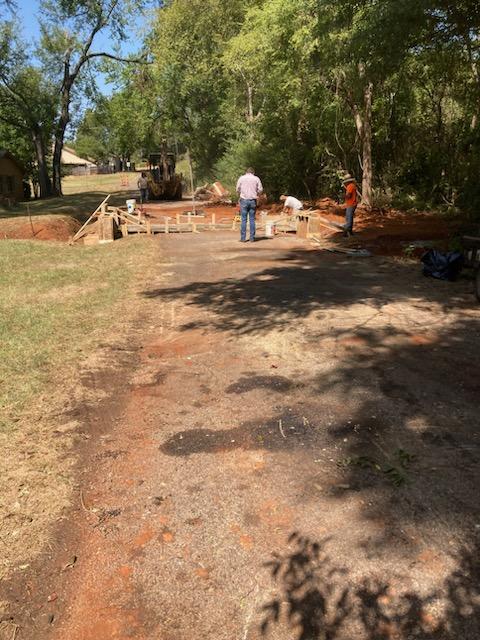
[{"x1": 236, "y1": 167, "x2": 263, "y2": 242}]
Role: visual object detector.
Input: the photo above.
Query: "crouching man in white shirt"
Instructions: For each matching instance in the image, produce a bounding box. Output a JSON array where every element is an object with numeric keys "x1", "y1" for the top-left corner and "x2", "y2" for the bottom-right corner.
[{"x1": 280, "y1": 194, "x2": 303, "y2": 214}]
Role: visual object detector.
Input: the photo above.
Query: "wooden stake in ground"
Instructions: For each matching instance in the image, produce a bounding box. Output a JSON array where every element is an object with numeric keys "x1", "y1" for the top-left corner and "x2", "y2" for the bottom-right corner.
[
  {"x1": 27, "y1": 203, "x2": 35, "y2": 238},
  {"x1": 186, "y1": 148, "x2": 197, "y2": 216}
]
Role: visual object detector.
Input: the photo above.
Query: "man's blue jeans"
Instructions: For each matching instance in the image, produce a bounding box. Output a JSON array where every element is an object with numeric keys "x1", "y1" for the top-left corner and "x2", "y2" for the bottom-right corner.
[
  {"x1": 240, "y1": 198, "x2": 257, "y2": 241},
  {"x1": 345, "y1": 206, "x2": 356, "y2": 233}
]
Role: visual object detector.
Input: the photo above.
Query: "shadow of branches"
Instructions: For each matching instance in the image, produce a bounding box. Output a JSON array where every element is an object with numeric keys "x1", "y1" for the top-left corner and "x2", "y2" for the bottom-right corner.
[
  {"x1": 261, "y1": 533, "x2": 351, "y2": 640},
  {"x1": 261, "y1": 534, "x2": 480, "y2": 640},
  {"x1": 143, "y1": 247, "x2": 473, "y2": 335}
]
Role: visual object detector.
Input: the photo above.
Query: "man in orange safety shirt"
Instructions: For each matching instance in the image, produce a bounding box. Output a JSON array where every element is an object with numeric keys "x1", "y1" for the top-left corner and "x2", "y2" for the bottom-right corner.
[{"x1": 342, "y1": 174, "x2": 358, "y2": 237}]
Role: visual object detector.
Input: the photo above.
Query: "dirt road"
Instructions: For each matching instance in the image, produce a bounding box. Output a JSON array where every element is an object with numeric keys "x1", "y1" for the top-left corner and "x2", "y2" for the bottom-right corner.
[{"x1": 9, "y1": 232, "x2": 480, "y2": 639}]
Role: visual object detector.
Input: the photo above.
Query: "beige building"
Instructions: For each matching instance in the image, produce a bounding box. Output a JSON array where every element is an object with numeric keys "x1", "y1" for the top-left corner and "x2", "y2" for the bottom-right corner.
[
  {"x1": 61, "y1": 146, "x2": 97, "y2": 175},
  {"x1": 0, "y1": 150, "x2": 24, "y2": 203}
]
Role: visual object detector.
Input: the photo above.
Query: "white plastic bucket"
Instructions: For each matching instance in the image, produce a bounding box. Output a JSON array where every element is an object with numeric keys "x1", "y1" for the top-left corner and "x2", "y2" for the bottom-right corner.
[
  {"x1": 126, "y1": 199, "x2": 136, "y2": 214},
  {"x1": 265, "y1": 221, "x2": 276, "y2": 237}
]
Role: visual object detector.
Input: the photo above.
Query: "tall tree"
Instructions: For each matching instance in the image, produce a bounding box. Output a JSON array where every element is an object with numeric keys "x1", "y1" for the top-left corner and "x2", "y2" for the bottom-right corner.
[
  {"x1": 39, "y1": 0, "x2": 148, "y2": 195},
  {"x1": 0, "y1": 23, "x2": 56, "y2": 197},
  {"x1": 151, "y1": 0, "x2": 252, "y2": 179}
]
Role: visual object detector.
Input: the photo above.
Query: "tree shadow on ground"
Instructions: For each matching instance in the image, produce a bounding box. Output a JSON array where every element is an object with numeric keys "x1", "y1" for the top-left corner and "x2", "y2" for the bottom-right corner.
[
  {"x1": 261, "y1": 533, "x2": 480, "y2": 639},
  {"x1": 159, "y1": 409, "x2": 316, "y2": 457},
  {"x1": 150, "y1": 244, "x2": 479, "y2": 629},
  {"x1": 0, "y1": 191, "x2": 130, "y2": 222},
  {"x1": 310, "y1": 314, "x2": 480, "y2": 550},
  {"x1": 143, "y1": 248, "x2": 474, "y2": 335},
  {"x1": 159, "y1": 310, "x2": 479, "y2": 543}
]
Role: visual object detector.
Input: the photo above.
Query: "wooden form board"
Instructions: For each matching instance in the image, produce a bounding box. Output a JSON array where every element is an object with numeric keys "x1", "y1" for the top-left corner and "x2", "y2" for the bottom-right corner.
[
  {"x1": 98, "y1": 214, "x2": 115, "y2": 243},
  {"x1": 70, "y1": 194, "x2": 112, "y2": 243},
  {"x1": 124, "y1": 221, "x2": 234, "y2": 235}
]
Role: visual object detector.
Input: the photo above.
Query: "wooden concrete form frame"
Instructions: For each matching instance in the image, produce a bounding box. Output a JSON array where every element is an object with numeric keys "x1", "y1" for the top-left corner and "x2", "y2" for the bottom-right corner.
[
  {"x1": 71, "y1": 198, "x2": 153, "y2": 244},
  {"x1": 70, "y1": 194, "x2": 111, "y2": 243},
  {"x1": 75, "y1": 197, "x2": 278, "y2": 241}
]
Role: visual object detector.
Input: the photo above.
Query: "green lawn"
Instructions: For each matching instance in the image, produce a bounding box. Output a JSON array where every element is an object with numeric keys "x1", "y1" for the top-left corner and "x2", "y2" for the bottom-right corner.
[
  {"x1": 0, "y1": 237, "x2": 154, "y2": 430},
  {"x1": 0, "y1": 173, "x2": 141, "y2": 223},
  {"x1": 62, "y1": 171, "x2": 138, "y2": 195}
]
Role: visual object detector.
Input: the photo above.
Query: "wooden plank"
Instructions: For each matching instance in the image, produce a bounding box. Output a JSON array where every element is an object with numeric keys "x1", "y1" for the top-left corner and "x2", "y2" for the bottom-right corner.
[
  {"x1": 71, "y1": 194, "x2": 111, "y2": 243},
  {"x1": 316, "y1": 215, "x2": 345, "y2": 230},
  {"x1": 98, "y1": 214, "x2": 114, "y2": 243},
  {"x1": 116, "y1": 208, "x2": 145, "y2": 226}
]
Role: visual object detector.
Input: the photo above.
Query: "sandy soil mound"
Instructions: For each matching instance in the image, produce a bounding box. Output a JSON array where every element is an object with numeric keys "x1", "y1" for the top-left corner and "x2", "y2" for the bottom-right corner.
[
  {"x1": 0, "y1": 215, "x2": 81, "y2": 242},
  {"x1": 308, "y1": 203, "x2": 456, "y2": 256}
]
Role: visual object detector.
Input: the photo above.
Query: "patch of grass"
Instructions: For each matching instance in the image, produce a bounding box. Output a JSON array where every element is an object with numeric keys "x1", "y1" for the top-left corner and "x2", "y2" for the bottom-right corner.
[
  {"x1": 61, "y1": 172, "x2": 137, "y2": 195},
  {"x1": 0, "y1": 237, "x2": 154, "y2": 430},
  {"x1": 337, "y1": 448, "x2": 417, "y2": 487},
  {"x1": 0, "y1": 173, "x2": 141, "y2": 223},
  {"x1": 0, "y1": 236, "x2": 156, "y2": 578}
]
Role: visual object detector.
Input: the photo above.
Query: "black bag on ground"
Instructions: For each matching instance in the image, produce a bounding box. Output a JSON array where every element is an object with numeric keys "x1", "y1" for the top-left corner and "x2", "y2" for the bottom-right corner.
[{"x1": 421, "y1": 249, "x2": 464, "y2": 281}]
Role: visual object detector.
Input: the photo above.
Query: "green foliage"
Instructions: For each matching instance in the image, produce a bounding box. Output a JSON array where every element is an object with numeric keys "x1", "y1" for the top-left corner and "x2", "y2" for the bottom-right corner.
[
  {"x1": 0, "y1": 21, "x2": 57, "y2": 192},
  {"x1": 337, "y1": 448, "x2": 417, "y2": 487},
  {"x1": 5, "y1": 0, "x2": 480, "y2": 211},
  {"x1": 74, "y1": 105, "x2": 111, "y2": 163},
  {"x1": 144, "y1": 0, "x2": 480, "y2": 214},
  {"x1": 150, "y1": 0, "x2": 253, "y2": 179},
  {"x1": 74, "y1": 66, "x2": 157, "y2": 162}
]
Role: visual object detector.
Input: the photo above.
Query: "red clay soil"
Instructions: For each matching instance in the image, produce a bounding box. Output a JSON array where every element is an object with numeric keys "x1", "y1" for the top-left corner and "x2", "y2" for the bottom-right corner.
[
  {"x1": 0, "y1": 215, "x2": 81, "y2": 242},
  {"x1": 143, "y1": 199, "x2": 457, "y2": 257},
  {"x1": 0, "y1": 197, "x2": 454, "y2": 255},
  {"x1": 308, "y1": 199, "x2": 456, "y2": 256}
]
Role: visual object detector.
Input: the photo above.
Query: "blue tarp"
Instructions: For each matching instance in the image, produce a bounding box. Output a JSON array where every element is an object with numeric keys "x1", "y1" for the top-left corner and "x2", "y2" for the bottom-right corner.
[{"x1": 421, "y1": 249, "x2": 464, "y2": 281}]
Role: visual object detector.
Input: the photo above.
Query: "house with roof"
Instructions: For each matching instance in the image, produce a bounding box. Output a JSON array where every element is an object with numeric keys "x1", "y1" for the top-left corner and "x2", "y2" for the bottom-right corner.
[
  {"x1": 0, "y1": 150, "x2": 25, "y2": 203},
  {"x1": 61, "y1": 146, "x2": 97, "y2": 175}
]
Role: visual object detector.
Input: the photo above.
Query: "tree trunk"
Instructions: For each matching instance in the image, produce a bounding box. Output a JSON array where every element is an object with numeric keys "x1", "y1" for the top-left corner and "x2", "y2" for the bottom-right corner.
[
  {"x1": 361, "y1": 82, "x2": 373, "y2": 210},
  {"x1": 52, "y1": 86, "x2": 71, "y2": 196},
  {"x1": 464, "y1": 35, "x2": 480, "y2": 130},
  {"x1": 52, "y1": 131, "x2": 65, "y2": 197},
  {"x1": 247, "y1": 83, "x2": 254, "y2": 122},
  {"x1": 32, "y1": 128, "x2": 52, "y2": 199}
]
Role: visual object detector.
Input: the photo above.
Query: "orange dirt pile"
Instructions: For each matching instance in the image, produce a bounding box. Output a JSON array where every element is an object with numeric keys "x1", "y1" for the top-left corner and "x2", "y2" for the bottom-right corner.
[
  {"x1": 0, "y1": 215, "x2": 81, "y2": 242},
  {"x1": 314, "y1": 197, "x2": 345, "y2": 216},
  {"x1": 310, "y1": 204, "x2": 456, "y2": 256}
]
